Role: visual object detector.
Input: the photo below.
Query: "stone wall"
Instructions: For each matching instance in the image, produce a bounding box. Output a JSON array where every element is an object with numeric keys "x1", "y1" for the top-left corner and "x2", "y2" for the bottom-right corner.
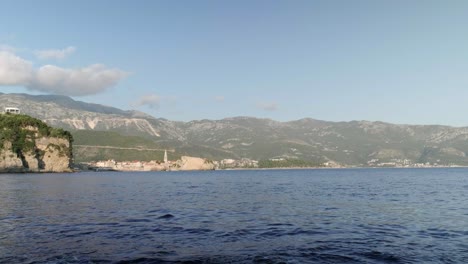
[{"x1": 173, "y1": 156, "x2": 215, "y2": 171}]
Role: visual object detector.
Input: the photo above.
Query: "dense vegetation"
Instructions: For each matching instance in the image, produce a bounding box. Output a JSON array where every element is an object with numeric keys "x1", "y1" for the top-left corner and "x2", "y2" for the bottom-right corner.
[
  {"x1": 0, "y1": 114, "x2": 73, "y2": 156},
  {"x1": 72, "y1": 130, "x2": 160, "y2": 148},
  {"x1": 71, "y1": 130, "x2": 177, "y2": 162},
  {"x1": 258, "y1": 159, "x2": 323, "y2": 168}
]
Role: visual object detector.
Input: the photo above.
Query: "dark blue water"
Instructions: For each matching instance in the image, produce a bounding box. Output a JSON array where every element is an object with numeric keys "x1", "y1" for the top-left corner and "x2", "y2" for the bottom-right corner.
[{"x1": 1, "y1": 168, "x2": 468, "y2": 263}]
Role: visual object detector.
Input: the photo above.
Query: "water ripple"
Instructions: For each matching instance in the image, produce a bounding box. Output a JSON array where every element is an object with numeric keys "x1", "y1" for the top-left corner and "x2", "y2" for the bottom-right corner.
[{"x1": 1, "y1": 169, "x2": 468, "y2": 263}]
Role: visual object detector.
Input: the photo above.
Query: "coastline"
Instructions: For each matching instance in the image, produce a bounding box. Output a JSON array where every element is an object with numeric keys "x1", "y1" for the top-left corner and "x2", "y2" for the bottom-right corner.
[{"x1": 77, "y1": 164, "x2": 468, "y2": 173}]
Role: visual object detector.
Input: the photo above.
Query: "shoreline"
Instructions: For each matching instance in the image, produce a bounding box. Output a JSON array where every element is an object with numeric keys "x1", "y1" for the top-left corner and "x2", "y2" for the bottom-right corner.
[{"x1": 77, "y1": 165, "x2": 468, "y2": 173}]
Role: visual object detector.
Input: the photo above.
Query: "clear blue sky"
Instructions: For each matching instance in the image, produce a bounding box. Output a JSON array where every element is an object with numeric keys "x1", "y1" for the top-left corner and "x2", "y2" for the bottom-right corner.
[{"x1": 1, "y1": 0, "x2": 468, "y2": 126}]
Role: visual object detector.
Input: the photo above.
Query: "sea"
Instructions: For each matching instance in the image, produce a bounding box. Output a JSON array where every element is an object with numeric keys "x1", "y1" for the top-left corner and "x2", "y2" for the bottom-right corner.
[{"x1": 1, "y1": 168, "x2": 468, "y2": 263}]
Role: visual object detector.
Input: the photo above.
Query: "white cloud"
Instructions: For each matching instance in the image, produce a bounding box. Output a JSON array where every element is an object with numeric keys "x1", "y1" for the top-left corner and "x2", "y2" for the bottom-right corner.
[
  {"x1": 34, "y1": 46, "x2": 76, "y2": 60},
  {"x1": 257, "y1": 102, "x2": 279, "y2": 111},
  {"x1": 133, "y1": 94, "x2": 161, "y2": 109},
  {"x1": 0, "y1": 51, "x2": 127, "y2": 96},
  {"x1": 30, "y1": 64, "x2": 128, "y2": 96},
  {"x1": 0, "y1": 44, "x2": 17, "y2": 53},
  {"x1": 0, "y1": 51, "x2": 34, "y2": 85}
]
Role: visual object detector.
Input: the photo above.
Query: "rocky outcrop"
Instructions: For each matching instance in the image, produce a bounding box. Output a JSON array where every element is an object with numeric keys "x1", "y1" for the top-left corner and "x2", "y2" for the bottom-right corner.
[
  {"x1": 173, "y1": 156, "x2": 215, "y2": 171},
  {"x1": 0, "y1": 114, "x2": 73, "y2": 173},
  {"x1": 0, "y1": 137, "x2": 72, "y2": 173},
  {"x1": 36, "y1": 137, "x2": 72, "y2": 172},
  {"x1": 0, "y1": 142, "x2": 24, "y2": 172}
]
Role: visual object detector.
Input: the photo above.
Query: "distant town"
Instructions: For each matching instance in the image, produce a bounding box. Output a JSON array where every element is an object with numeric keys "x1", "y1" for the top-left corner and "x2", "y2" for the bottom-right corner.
[{"x1": 81, "y1": 156, "x2": 462, "y2": 172}]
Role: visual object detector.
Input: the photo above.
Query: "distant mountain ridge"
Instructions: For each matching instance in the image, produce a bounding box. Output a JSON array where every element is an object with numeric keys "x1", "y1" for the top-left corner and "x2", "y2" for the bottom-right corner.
[{"x1": 2, "y1": 92, "x2": 468, "y2": 166}]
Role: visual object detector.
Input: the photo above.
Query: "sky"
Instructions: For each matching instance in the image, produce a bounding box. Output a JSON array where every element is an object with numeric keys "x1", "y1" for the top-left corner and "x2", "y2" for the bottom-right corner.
[{"x1": 1, "y1": 0, "x2": 468, "y2": 126}]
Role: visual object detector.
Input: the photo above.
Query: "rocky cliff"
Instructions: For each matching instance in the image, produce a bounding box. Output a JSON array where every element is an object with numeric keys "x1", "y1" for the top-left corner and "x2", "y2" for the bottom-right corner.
[{"x1": 0, "y1": 114, "x2": 73, "y2": 173}]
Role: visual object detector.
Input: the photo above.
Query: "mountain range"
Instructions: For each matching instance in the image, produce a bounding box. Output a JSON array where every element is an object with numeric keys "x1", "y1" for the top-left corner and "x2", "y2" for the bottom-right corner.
[{"x1": 2, "y1": 92, "x2": 468, "y2": 166}]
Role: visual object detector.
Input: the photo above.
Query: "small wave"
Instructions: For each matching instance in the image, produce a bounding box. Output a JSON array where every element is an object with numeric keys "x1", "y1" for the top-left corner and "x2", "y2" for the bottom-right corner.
[
  {"x1": 124, "y1": 218, "x2": 152, "y2": 223},
  {"x1": 259, "y1": 227, "x2": 324, "y2": 238},
  {"x1": 359, "y1": 250, "x2": 402, "y2": 262},
  {"x1": 184, "y1": 228, "x2": 213, "y2": 234},
  {"x1": 116, "y1": 257, "x2": 169, "y2": 263},
  {"x1": 158, "y1": 214, "x2": 175, "y2": 219},
  {"x1": 298, "y1": 253, "x2": 360, "y2": 263},
  {"x1": 267, "y1": 223, "x2": 294, "y2": 227}
]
